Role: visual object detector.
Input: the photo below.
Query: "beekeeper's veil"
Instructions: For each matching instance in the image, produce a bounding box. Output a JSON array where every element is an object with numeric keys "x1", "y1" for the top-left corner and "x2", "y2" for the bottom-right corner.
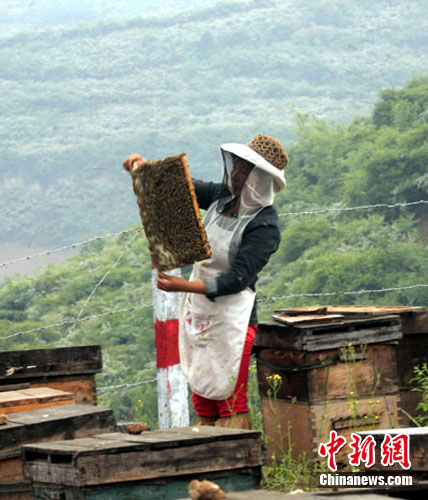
[{"x1": 218, "y1": 133, "x2": 287, "y2": 219}]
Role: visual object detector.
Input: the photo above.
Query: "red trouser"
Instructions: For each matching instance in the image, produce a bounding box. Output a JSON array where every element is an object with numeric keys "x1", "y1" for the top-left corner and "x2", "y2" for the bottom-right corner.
[{"x1": 191, "y1": 325, "x2": 257, "y2": 418}]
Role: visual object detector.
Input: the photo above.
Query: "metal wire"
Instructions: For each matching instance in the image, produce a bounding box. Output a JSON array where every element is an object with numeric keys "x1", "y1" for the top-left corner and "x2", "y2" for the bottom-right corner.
[
  {"x1": 0, "y1": 303, "x2": 152, "y2": 340},
  {"x1": 0, "y1": 226, "x2": 140, "y2": 269},
  {"x1": 97, "y1": 378, "x2": 157, "y2": 392},
  {"x1": 2, "y1": 283, "x2": 427, "y2": 342},
  {"x1": 277, "y1": 200, "x2": 428, "y2": 217},
  {"x1": 1, "y1": 200, "x2": 425, "y2": 270},
  {"x1": 258, "y1": 284, "x2": 428, "y2": 303},
  {"x1": 62, "y1": 231, "x2": 141, "y2": 345}
]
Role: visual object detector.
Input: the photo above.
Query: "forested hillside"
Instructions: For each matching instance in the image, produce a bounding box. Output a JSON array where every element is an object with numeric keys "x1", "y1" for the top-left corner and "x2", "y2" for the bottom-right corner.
[
  {"x1": 1, "y1": 79, "x2": 427, "y2": 425},
  {"x1": 1, "y1": 0, "x2": 427, "y2": 246}
]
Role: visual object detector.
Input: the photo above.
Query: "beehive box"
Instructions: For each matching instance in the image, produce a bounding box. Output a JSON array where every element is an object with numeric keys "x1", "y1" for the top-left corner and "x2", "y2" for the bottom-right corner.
[
  {"x1": 130, "y1": 153, "x2": 211, "y2": 271},
  {"x1": 23, "y1": 427, "x2": 264, "y2": 500},
  {"x1": 0, "y1": 405, "x2": 116, "y2": 500},
  {"x1": 0, "y1": 345, "x2": 102, "y2": 405},
  {"x1": 287, "y1": 306, "x2": 427, "y2": 427},
  {"x1": 255, "y1": 313, "x2": 403, "y2": 464}
]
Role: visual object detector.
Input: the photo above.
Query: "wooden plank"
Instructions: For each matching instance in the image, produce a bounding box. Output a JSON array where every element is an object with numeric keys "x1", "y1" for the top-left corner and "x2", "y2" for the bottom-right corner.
[
  {"x1": 303, "y1": 324, "x2": 402, "y2": 351},
  {"x1": 0, "y1": 383, "x2": 30, "y2": 393},
  {"x1": 326, "y1": 306, "x2": 428, "y2": 335},
  {"x1": 23, "y1": 427, "x2": 261, "y2": 456},
  {"x1": 253, "y1": 329, "x2": 303, "y2": 351},
  {"x1": 273, "y1": 314, "x2": 344, "y2": 326},
  {"x1": 273, "y1": 306, "x2": 328, "y2": 315},
  {"x1": 0, "y1": 457, "x2": 24, "y2": 482},
  {"x1": 0, "y1": 405, "x2": 116, "y2": 460},
  {"x1": 0, "y1": 346, "x2": 102, "y2": 383},
  {"x1": 304, "y1": 314, "x2": 401, "y2": 334},
  {"x1": 0, "y1": 388, "x2": 74, "y2": 414},
  {"x1": 261, "y1": 397, "x2": 312, "y2": 463},
  {"x1": 257, "y1": 344, "x2": 399, "y2": 403},
  {"x1": 24, "y1": 437, "x2": 264, "y2": 486},
  {"x1": 307, "y1": 345, "x2": 399, "y2": 403},
  {"x1": 30, "y1": 378, "x2": 97, "y2": 405},
  {"x1": 399, "y1": 311, "x2": 428, "y2": 335},
  {"x1": 256, "y1": 316, "x2": 403, "y2": 351},
  {"x1": 0, "y1": 481, "x2": 31, "y2": 500}
]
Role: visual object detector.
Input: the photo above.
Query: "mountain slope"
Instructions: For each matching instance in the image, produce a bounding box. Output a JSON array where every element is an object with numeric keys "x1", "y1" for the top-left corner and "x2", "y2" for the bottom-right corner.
[{"x1": 1, "y1": 0, "x2": 427, "y2": 246}]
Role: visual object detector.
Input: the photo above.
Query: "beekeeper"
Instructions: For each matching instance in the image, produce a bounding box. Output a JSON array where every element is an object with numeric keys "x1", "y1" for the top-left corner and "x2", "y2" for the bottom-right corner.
[{"x1": 124, "y1": 134, "x2": 287, "y2": 429}]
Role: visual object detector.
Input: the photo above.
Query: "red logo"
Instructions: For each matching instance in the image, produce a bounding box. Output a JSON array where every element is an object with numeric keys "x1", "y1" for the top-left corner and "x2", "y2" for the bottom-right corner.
[
  {"x1": 318, "y1": 432, "x2": 411, "y2": 471},
  {"x1": 318, "y1": 430, "x2": 347, "y2": 472},
  {"x1": 348, "y1": 433, "x2": 376, "y2": 468},
  {"x1": 380, "y1": 433, "x2": 411, "y2": 470}
]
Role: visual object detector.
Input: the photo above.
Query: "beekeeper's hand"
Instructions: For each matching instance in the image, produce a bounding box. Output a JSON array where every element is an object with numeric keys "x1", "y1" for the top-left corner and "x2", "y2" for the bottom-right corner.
[
  {"x1": 122, "y1": 154, "x2": 146, "y2": 172},
  {"x1": 157, "y1": 272, "x2": 206, "y2": 294}
]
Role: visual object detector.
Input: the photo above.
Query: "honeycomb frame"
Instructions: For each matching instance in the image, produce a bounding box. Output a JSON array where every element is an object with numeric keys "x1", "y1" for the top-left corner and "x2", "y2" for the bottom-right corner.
[{"x1": 130, "y1": 153, "x2": 211, "y2": 271}]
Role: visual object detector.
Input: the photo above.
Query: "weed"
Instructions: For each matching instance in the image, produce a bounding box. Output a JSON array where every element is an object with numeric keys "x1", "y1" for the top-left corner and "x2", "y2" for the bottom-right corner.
[{"x1": 409, "y1": 362, "x2": 428, "y2": 426}]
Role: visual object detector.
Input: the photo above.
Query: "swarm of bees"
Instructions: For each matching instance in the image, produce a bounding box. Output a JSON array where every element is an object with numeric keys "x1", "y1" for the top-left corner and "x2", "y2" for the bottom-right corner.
[{"x1": 130, "y1": 153, "x2": 211, "y2": 271}]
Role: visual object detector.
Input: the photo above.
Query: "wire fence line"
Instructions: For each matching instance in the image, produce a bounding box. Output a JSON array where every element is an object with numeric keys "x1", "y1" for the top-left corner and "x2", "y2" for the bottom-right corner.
[
  {"x1": 257, "y1": 284, "x2": 428, "y2": 303},
  {"x1": 277, "y1": 199, "x2": 428, "y2": 217},
  {"x1": 1, "y1": 200, "x2": 426, "y2": 270},
  {"x1": 1, "y1": 283, "x2": 427, "y2": 342},
  {"x1": 62, "y1": 231, "x2": 141, "y2": 345},
  {"x1": 0, "y1": 226, "x2": 140, "y2": 269},
  {"x1": 0, "y1": 303, "x2": 152, "y2": 340},
  {"x1": 97, "y1": 378, "x2": 157, "y2": 393}
]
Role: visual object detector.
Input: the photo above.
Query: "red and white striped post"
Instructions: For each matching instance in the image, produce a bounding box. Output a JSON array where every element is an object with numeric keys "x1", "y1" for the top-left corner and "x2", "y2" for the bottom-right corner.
[{"x1": 151, "y1": 268, "x2": 189, "y2": 429}]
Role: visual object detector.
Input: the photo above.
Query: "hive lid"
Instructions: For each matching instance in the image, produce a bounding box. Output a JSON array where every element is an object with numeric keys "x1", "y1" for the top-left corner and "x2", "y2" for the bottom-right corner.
[{"x1": 273, "y1": 313, "x2": 344, "y2": 327}]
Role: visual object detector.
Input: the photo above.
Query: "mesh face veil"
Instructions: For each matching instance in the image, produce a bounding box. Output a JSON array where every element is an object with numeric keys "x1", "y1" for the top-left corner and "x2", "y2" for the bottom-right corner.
[{"x1": 218, "y1": 143, "x2": 286, "y2": 219}]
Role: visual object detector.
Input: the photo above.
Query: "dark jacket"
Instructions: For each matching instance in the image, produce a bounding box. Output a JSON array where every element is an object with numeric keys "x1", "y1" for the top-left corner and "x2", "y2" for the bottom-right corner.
[{"x1": 193, "y1": 180, "x2": 281, "y2": 324}]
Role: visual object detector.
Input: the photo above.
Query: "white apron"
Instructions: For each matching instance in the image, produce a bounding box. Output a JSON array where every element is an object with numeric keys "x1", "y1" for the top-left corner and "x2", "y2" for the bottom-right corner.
[{"x1": 179, "y1": 204, "x2": 256, "y2": 400}]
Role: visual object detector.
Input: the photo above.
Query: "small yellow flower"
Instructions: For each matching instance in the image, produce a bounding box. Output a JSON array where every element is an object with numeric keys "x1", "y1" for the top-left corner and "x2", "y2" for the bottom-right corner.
[
  {"x1": 375, "y1": 415, "x2": 379, "y2": 419},
  {"x1": 364, "y1": 415, "x2": 368, "y2": 419},
  {"x1": 350, "y1": 391, "x2": 354, "y2": 395},
  {"x1": 348, "y1": 342, "x2": 352, "y2": 347}
]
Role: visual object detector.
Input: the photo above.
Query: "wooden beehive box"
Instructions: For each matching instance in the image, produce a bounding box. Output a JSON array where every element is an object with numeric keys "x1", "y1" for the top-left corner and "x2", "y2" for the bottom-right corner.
[
  {"x1": 0, "y1": 345, "x2": 102, "y2": 405},
  {"x1": 255, "y1": 313, "x2": 403, "y2": 464},
  {"x1": 0, "y1": 405, "x2": 116, "y2": 499},
  {"x1": 130, "y1": 153, "x2": 211, "y2": 271},
  {"x1": 298, "y1": 306, "x2": 428, "y2": 426},
  {"x1": 23, "y1": 427, "x2": 264, "y2": 499}
]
